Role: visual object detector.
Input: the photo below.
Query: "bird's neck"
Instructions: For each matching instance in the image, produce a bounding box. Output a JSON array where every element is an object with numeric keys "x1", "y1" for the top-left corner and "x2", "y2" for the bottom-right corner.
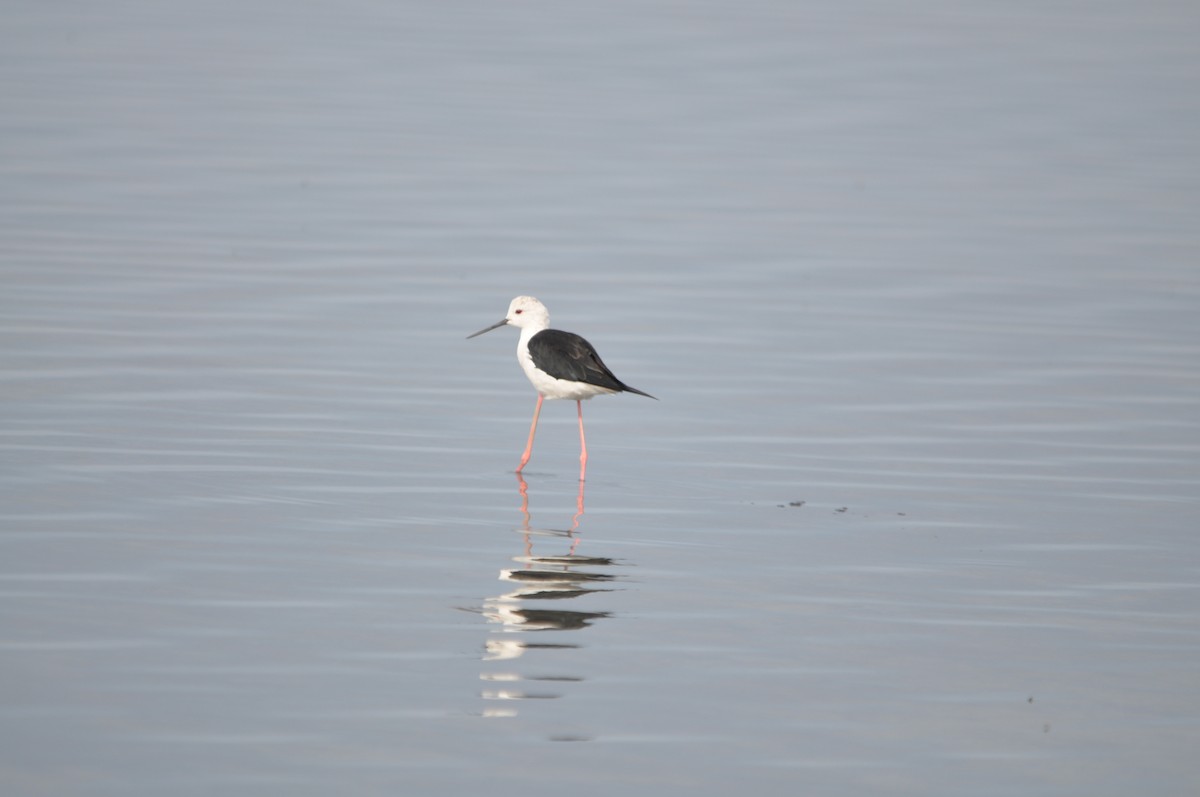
[{"x1": 517, "y1": 325, "x2": 548, "y2": 345}]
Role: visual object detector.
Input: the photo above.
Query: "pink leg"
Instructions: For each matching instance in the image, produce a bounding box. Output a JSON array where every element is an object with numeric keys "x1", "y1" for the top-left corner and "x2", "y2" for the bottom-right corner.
[
  {"x1": 577, "y1": 400, "x2": 588, "y2": 482},
  {"x1": 516, "y1": 394, "x2": 543, "y2": 472}
]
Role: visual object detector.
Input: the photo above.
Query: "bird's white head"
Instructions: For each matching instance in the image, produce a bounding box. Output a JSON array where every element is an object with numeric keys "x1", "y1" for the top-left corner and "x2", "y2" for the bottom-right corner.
[
  {"x1": 466, "y1": 295, "x2": 551, "y2": 339},
  {"x1": 504, "y1": 296, "x2": 550, "y2": 331}
]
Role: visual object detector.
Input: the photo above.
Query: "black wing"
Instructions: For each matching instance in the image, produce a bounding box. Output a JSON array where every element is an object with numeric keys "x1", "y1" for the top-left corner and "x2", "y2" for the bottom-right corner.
[{"x1": 528, "y1": 329, "x2": 656, "y2": 399}]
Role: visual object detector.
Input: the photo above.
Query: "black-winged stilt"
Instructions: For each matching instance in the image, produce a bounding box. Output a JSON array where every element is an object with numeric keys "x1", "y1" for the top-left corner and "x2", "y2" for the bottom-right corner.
[{"x1": 467, "y1": 296, "x2": 656, "y2": 481}]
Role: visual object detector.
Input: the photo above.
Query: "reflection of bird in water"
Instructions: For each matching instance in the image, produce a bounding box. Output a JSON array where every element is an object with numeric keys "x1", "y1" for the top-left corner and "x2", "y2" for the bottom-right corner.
[
  {"x1": 474, "y1": 474, "x2": 627, "y2": 718},
  {"x1": 467, "y1": 295, "x2": 656, "y2": 481}
]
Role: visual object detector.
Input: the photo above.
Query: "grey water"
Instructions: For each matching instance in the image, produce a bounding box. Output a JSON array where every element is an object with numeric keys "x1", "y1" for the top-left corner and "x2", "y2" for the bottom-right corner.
[{"x1": 3, "y1": 1, "x2": 1199, "y2": 795}]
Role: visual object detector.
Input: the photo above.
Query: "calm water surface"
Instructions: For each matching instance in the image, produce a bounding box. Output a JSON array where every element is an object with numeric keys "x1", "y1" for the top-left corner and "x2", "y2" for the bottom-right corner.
[{"x1": 3, "y1": 2, "x2": 1198, "y2": 795}]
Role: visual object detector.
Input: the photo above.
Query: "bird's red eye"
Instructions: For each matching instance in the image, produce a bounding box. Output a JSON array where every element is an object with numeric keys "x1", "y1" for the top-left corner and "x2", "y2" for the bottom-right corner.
[{"x1": 515, "y1": 309, "x2": 523, "y2": 314}]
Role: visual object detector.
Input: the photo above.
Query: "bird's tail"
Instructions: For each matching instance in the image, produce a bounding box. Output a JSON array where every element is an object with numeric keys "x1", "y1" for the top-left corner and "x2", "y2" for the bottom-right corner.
[{"x1": 621, "y1": 384, "x2": 658, "y2": 400}]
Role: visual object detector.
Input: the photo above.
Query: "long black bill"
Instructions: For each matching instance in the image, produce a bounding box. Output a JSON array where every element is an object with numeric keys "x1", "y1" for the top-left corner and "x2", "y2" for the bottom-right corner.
[{"x1": 466, "y1": 319, "x2": 508, "y2": 339}]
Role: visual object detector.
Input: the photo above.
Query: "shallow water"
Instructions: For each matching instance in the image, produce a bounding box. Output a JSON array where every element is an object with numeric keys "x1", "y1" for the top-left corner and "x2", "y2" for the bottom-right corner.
[{"x1": 3, "y1": 1, "x2": 1199, "y2": 795}]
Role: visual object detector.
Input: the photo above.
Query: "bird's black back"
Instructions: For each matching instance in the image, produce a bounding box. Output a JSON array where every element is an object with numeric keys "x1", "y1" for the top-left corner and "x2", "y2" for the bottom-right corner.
[{"x1": 528, "y1": 329, "x2": 656, "y2": 399}]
